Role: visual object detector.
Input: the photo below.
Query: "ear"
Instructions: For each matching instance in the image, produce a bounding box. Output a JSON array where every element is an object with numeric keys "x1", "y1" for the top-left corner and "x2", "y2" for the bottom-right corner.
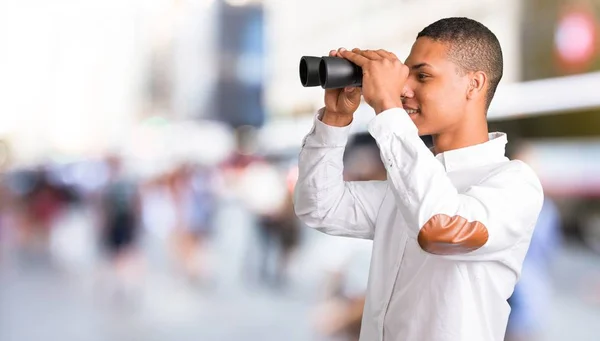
[{"x1": 466, "y1": 71, "x2": 487, "y2": 102}]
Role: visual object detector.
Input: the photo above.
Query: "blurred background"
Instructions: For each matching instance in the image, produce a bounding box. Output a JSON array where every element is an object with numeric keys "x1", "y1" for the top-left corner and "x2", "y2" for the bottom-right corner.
[{"x1": 0, "y1": 0, "x2": 599, "y2": 340}]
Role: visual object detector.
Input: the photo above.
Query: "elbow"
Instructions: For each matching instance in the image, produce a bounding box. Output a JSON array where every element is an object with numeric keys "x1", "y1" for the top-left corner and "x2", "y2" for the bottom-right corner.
[
  {"x1": 292, "y1": 185, "x2": 327, "y2": 229},
  {"x1": 293, "y1": 206, "x2": 315, "y2": 227},
  {"x1": 417, "y1": 214, "x2": 489, "y2": 255},
  {"x1": 292, "y1": 200, "x2": 354, "y2": 237},
  {"x1": 292, "y1": 196, "x2": 323, "y2": 230},
  {"x1": 293, "y1": 208, "x2": 333, "y2": 235},
  {"x1": 293, "y1": 205, "x2": 326, "y2": 231}
]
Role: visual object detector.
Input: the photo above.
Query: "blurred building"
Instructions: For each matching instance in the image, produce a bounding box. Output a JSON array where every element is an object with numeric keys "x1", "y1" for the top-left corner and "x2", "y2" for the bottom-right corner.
[
  {"x1": 490, "y1": 0, "x2": 600, "y2": 252},
  {"x1": 213, "y1": 0, "x2": 266, "y2": 128}
]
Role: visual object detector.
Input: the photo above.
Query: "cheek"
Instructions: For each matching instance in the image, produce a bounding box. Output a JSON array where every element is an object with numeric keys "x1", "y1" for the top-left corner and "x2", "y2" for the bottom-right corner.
[
  {"x1": 415, "y1": 85, "x2": 445, "y2": 117},
  {"x1": 446, "y1": 77, "x2": 470, "y2": 105},
  {"x1": 425, "y1": 81, "x2": 465, "y2": 117},
  {"x1": 413, "y1": 84, "x2": 463, "y2": 132}
]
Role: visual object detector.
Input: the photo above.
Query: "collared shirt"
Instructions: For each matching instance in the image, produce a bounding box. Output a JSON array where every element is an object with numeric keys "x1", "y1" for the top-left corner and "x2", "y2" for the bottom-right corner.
[{"x1": 293, "y1": 108, "x2": 544, "y2": 341}]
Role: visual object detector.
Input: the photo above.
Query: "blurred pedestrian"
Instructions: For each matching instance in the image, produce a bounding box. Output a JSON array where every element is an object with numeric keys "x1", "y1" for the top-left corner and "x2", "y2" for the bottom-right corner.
[{"x1": 97, "y1": 155, "x2": 143, "y2": 305}]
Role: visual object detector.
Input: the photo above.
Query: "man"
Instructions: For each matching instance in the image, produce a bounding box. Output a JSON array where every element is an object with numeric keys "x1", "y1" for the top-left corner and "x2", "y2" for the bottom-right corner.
[{"x1": 293, "y1": 17, "x2": 544, "y2": 341}]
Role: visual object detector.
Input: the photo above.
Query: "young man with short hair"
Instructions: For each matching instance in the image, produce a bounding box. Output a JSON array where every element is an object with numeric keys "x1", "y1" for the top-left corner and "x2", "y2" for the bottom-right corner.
[{"x1": 294, "y1": 17, "x2": 544, "y2": 341}]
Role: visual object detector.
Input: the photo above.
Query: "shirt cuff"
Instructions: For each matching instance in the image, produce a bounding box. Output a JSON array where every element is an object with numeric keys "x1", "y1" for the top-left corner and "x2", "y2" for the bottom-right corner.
[
  {"x1": 367, "y1": 108, "x2": 418, "y2": 140},
  {"x1": 303, "y1": 107, "x2": 353, "y2": 148}
]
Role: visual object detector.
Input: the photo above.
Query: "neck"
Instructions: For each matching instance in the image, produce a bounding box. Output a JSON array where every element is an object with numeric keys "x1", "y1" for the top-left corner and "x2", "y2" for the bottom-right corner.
[{"x1": 432, "y1": 113, "x2": 489, "y2": 155}]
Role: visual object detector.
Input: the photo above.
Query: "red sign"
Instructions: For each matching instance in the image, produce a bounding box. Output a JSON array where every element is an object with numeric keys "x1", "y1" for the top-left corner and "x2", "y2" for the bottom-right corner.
[{"x1": 554, "y1": 5, "x2": 599, "y2": 73}]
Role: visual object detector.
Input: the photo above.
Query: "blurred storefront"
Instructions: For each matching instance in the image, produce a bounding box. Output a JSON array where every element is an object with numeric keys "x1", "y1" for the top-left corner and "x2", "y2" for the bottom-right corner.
[
  {"x1": 489, "y1": 0, "x2": 600, "y2": 251},
  {"x1": 491, "y1": 0, "x2": 600, "y2": 134}
]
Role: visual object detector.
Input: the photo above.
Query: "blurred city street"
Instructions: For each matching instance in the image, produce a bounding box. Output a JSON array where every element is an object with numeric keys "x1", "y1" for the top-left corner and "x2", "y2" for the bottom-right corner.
[
  {"x1": 2, "y1": 0, "x2": 600, "y2": 340},
  {"x1": 1, "y1": 200, "x2": 600, "y2": 341}
]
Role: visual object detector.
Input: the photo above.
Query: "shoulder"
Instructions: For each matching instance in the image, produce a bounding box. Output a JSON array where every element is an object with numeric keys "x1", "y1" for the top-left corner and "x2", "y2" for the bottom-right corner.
[
  {"x1": 499, "y1": 159, "x2": 542, "y2": 189},
  {"x1": 476, "y1": 160, "x2": 543, "y2": 200},
  {"x1": 485, "y1": 159, "x2": 541, "y2": 184},
  {"x1": 485, "y1": 159, "x2": 544, "y2": 209}
]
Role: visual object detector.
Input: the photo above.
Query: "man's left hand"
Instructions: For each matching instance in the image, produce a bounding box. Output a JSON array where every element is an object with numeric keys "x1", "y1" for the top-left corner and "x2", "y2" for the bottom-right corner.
[{"x1": 338, "y1": 48, "x2": 408, "y2": 114}]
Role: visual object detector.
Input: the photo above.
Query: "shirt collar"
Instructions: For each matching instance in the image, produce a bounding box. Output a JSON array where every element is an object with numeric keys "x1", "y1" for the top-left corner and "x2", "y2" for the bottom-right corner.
[{"x1": 433, "y1": 132, "x2": 508, "y2": 172}]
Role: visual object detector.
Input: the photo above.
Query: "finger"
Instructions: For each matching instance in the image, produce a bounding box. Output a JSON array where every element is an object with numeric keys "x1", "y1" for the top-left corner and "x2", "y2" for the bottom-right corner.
[
  {"x1": 329, "y1": 50, "x2": 337, "y2": 57},
  {"x1": 358, "y1": 49, "x2": 384, "y2": 60},
  {"x1": 338, "y1": 50, "x2": 369, "y2": 66},
  {"x1": 375, "y1": 49, "x2": 398, "y2": 60},
  {"x1": 351, "y1": 48, "x2": 379, "y2": 60}
]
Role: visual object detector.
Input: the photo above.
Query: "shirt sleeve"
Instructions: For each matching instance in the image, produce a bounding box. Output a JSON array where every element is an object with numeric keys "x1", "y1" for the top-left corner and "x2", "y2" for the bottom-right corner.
[
  {"x1": 367, "y1": 108, "x2": 544, "y2": 259},
  {"x1": 293, "y1": 109, "x2": 388, "y2": 240}
]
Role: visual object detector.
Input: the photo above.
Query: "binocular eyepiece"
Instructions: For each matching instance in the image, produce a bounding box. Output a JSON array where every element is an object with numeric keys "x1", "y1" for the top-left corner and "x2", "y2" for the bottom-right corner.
[{"x1": 299, "y1": 56, "x2": 363, "y2": 89}]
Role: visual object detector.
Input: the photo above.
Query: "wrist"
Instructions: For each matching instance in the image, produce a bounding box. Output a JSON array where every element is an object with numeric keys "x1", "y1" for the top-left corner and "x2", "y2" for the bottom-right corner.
[{"x1": 321, "y1": 109, "x2": 353, "y2": 127}]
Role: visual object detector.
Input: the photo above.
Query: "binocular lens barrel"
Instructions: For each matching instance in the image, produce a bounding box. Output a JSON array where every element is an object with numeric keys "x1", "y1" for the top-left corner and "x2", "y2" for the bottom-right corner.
[
  {"x1": 299, "y1": 56, "x2": 362, "y2": 89},
  {"x1": 299, "y1": 56, "x2": 322, "y2": 87}
]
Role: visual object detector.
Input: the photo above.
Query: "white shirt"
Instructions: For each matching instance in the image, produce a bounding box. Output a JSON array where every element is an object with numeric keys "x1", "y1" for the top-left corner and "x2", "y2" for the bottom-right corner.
[{"x1": 293, "y1": 108, "x2": 544, "y2": 341}]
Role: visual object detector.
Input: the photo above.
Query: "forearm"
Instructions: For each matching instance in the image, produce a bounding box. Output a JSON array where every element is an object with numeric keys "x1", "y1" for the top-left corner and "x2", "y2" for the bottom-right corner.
[
  {"x1": 368, "y1": 109, "x2": 458, "y2": 230},
  {"x1": 294, "y1": 110, "x2": 386, "y2": 239},
  {"x1": 294, "y1": 134, "x2": 347, "y2": 229}
]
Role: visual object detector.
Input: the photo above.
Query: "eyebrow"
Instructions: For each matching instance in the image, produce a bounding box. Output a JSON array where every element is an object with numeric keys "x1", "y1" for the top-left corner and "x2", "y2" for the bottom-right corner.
[{"x1": 410, "y1": 63, "x2": 432, "y2": 70}]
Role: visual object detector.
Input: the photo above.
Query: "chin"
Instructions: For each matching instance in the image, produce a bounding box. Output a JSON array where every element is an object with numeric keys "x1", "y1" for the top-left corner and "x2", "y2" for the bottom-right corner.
[
  {"x1": 411, "y1": 119, "x2": 428, "y2": 136},
  {"x1": 412, "y1": 116, "x2": 437, "y2": 137},
  {"x1": 415, "y1": 124, "x2": 437, "y2": 137}
]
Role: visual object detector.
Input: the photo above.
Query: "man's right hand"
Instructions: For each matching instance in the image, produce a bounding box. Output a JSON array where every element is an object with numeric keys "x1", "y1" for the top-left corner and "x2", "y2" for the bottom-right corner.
[{"x1": 322, "y1": 48, "x2": 361, "y2": 127}]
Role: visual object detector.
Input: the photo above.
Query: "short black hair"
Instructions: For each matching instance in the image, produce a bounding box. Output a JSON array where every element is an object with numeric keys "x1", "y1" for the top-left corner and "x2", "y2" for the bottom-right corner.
[{"x1": 417, "y1": 17, "x2": 503, "y2": 109}]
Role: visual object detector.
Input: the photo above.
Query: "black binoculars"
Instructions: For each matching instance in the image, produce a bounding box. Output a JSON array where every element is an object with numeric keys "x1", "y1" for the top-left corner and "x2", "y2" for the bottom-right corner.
[{"x1": 299, "y1": 56, "x2": 363, "y2": 89}]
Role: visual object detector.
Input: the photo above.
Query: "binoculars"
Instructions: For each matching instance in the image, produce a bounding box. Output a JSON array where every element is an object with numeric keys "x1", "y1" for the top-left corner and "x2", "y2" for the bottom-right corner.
[{"x1": 299, "y1": 56, "x2": 363, "y2": 89}]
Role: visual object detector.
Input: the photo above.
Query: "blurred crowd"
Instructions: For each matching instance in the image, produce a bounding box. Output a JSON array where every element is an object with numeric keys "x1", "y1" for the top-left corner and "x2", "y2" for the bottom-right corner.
[{"x1": 0, "y1": 124, "x2": 307, "y2": 314}]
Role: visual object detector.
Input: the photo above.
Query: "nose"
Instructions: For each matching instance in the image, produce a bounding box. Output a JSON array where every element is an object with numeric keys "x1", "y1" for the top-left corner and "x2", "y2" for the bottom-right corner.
[{"x1": 401, "y1": 83, "x2": 414, "y2": 103}]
